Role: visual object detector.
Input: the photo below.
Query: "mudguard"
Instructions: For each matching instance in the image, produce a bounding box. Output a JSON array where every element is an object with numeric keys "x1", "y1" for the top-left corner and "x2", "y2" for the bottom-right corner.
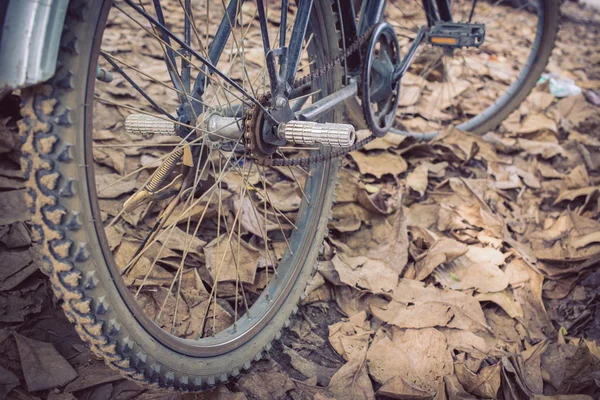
[{"x1": 0, "y1": 0, "x2": 69, "y2": 90}]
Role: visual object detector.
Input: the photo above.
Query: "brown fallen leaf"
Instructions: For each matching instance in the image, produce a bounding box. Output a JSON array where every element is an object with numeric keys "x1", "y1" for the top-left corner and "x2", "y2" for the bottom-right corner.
[
  {"x1": 441, "y1": 329, "x2": 490, "y2": 360},
  {"x1": 517, "y1": 138, "x2": 566, "y2": 159},
  {"x1": 336, "y1": 168, "x2": 362, "y2": 203},
  {"x1": 517, "y1": 113, "x2": 558, "y2": 134},
  {"x1": 557, "y1": 94, "x2": 591, "y2": 129},
  {"x1": 268, "y1": 180, "x2": 302, "y2": 212},
  {"x1": 377, "y1": 375, "x2": 433, "y2": 399},
  {"x1": 370, "y1": 279, "x2": 488, "y2": 332},
  {"x1": 433, "y1": 126, "x2": 499, "y2": 163},
  {"x1": 563, "y1": 164, "x2": 590, "y2": 189},
  {"x1": 349, "y1": 150, "x2": 408, "y2": 178},
  {"x1": 321, "y1": 254, "x2": 398, "y2": 295},
  {"x1": 398, "y1": 85, "x2": 422, "y2": 107},
  {"x1": 526, "y1": 91, "x2": 556, "y2": 113},
  {"x1": 157, "y1": 227, "x2": 207, "y2": 258},
  {"x1": 233, "y1": 195, "x2": 278, "y2": 239},
  {"x1": 95, "y1": 174, "x2": 137, "y2": 199},
  {"x1": 0, "y1": 365, "x2": 19, "y2": 399},
  {"x1": 414, "y1": 237, "x2": 469, "y2": 281},
  {"x1": 362, "y1": 132, "x2": 407, "y2": 150},
  {"x1": 0, "y1": 190, "x2": 30, "y2": 225},
  {"x1": 444, "y1": 375, "x2": 476, "y2": 400},
  {"x1": 204, "y1": 234, "x2": 260, "y2": 284},
  {"x1": 328, "y1": 311, "x2": 373, "y2": 361},
  {"x1": 435, "y1": 246, "x2": 509, "y2": 293},
  {"x1": 474, "y1": 290, "x2": 524, "y2": 319},
  {"x1": 406, "y1": 164, "x2": 429, "y2": 197},
  {"x1": 327, "y1": 347, "x2": 375, "y2": 400},
  {"x1": 63, "y1": 363, "x2": 123, "y2": 393},
  {"x1": 93, "y1": 148, "x2": 126, "y2": 175},
  {"x1": 553, "y1": 186, "x2": 598, "y2": 205},
  {"x1": 366, "y1": 328, "x2": 453, "y2": 394},
  {"x1": 237, "y1": 360, "x2": 295, "y2": 400},
  {"x1": 455, "y1": 362, "x2": 501, "y2": 399},
  {"x1": 14, "y1": 332, "x2": 78, "y2": 391},
  {"x1": 332, "y1": 202, "x2": 409, "y2": 275},
  {"x1": 357, "y1": 187, "x2": 399, "y2": 215}
]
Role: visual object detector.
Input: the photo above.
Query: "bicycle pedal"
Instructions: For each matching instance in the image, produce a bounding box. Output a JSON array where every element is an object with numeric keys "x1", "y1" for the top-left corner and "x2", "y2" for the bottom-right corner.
[
  {"x1": 125, "y1": 113, "x2": 176, "y2": 136},
  {"x1": 278, "y1": 120, "x2": 356, "y2": 147},
  {"x1": 427, "y1": 22, "x2": 486, "y2": 49}
]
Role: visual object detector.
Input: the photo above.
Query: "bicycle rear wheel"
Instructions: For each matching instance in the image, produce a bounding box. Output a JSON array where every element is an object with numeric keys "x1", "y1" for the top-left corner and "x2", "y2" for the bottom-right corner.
[
  {"x1": 20, "y1": 0, "x2": 344, "y2": 390},
  {"x1": 384, "y1": 0, "x2": 559, "y2": 136}
]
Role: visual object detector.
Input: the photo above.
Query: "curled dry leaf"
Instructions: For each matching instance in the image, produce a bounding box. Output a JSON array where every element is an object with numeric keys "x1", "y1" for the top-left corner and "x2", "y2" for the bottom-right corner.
[
  {"x1": 328, "y1": 311, "x2": 373, "y2": 361},
  {"x1": 553, "y1": 186, "x2": 598, "y2": 205},
  {"x1": 435, "y1": 246, "x2": 509, "y2": 293},
  {"x1": 455, "y1": 362, "x2": 501, "y2": 398},
  {"x1": 406, "y1": 164, "x2": 429, "y2": 197},
  {"x1": 557, "y1": 94, "x2": 591, "y2": 129},
  {"x1": 414, "y1": 237, "x2": 468, "y2": 281},
  {"x1": 357, "y1": 187, "x2": 399, "y2": 215},
  {"x1": 474, "y1": 290, "x2": 524, "y2": 319}
]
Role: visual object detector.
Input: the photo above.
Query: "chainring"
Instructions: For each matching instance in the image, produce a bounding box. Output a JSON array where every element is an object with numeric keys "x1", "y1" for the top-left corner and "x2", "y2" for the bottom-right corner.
[{"x1": 361, "y1": 22, "x2": 401, "y2": 137}]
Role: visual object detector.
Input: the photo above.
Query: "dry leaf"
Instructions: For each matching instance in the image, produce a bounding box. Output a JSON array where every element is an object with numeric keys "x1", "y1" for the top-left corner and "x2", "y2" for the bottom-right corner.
[
  {"x1": 96, "y1": 174, "x2": 137, "y2": 199},
  {"x1": 455, "y1": 362, "x2": 501, "y2": 398},
  {"x1": 366, "y1": 328, "x2": 453, "y2": 393},
  {"x1": 370, "y1": 279, "x2": 488, "y2": 331},
  {"x1": 327, "y1": 347, "x2": 375, "y2": 400},
  {"x1": 204, "y1": 234, "x2": 260, "y2": 284},
  {"x1": 323, "y1": 254, "x2": 398, "y2": 294},
  {"x1": 350, "y1": 151, "x2": 408, "y2": 178},
  {"x1": 377, "y1": 375, "x2": 433, "y2": 399},
  {"x1": 328, "y1": 311, "x2": 372, "y2": 361},
  {"x1": 435, "y1": 246, "x2": 509, "y2": 293},
  {"x1": 414, "y1": 238, "x2": 469, "y2": 281},
  {"x1": 407, "y1": 164, "x2": 429, "y2": 197},
  {"x1": 14, "y1": 333, "x2": 78, "y2": 391}
]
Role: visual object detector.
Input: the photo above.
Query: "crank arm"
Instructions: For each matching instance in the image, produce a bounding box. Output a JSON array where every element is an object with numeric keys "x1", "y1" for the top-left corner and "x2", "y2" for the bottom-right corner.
[
  {"x1": 391, "y1": 26, "x2": 427, "y2": 83},
  {"x1": 296, "y1": 80, "x2": 359, "y2": 122}
]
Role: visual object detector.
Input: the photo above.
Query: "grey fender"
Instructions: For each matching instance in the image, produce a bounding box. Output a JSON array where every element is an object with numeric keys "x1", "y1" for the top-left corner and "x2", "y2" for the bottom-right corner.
[{"x1": 0, "y1": 0, "x2": 69, "y2": 90}]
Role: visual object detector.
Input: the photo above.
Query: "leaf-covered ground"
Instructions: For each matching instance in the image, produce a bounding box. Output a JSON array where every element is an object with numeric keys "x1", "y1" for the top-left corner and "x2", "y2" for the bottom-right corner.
[{"x1": 1, "y1": 1, "x2": 600, "y2": 399}]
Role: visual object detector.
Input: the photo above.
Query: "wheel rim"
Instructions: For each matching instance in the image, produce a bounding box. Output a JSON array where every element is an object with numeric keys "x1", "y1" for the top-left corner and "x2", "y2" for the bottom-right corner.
[
  {"x1": 386, "y1": 0, "x2": 547, "y2": 135},
  {"x1": 84, "y1": 0, "x2": 339, "y2": 356}
]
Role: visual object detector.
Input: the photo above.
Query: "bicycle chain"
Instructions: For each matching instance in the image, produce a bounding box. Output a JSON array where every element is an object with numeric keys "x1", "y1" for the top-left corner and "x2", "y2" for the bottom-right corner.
[{"x1": 244, "y1": 24, "x2": 377, "y2": 167}]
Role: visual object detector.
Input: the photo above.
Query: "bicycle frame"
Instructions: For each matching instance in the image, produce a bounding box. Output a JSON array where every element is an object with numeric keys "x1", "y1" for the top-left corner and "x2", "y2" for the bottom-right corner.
[{"x1": 0, "y1": 0, "x2": 453, "y2": 110}]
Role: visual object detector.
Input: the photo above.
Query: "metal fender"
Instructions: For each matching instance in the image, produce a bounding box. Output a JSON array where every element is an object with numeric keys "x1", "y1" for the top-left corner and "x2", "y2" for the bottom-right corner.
[{"x1": 0, "y1": 0, "x2": 69, "y2": 90}]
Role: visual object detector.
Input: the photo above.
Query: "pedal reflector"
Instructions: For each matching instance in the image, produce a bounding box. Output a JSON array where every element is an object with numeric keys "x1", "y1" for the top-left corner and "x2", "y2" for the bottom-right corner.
[{"x1": 429, "y1": 36, "x2": 459, "y2": 46}]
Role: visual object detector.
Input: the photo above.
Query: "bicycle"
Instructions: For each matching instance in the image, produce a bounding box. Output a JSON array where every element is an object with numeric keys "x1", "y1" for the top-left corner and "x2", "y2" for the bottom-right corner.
[{"x1": 0, "y1": 0, "x2": 558, "y2": 390}]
